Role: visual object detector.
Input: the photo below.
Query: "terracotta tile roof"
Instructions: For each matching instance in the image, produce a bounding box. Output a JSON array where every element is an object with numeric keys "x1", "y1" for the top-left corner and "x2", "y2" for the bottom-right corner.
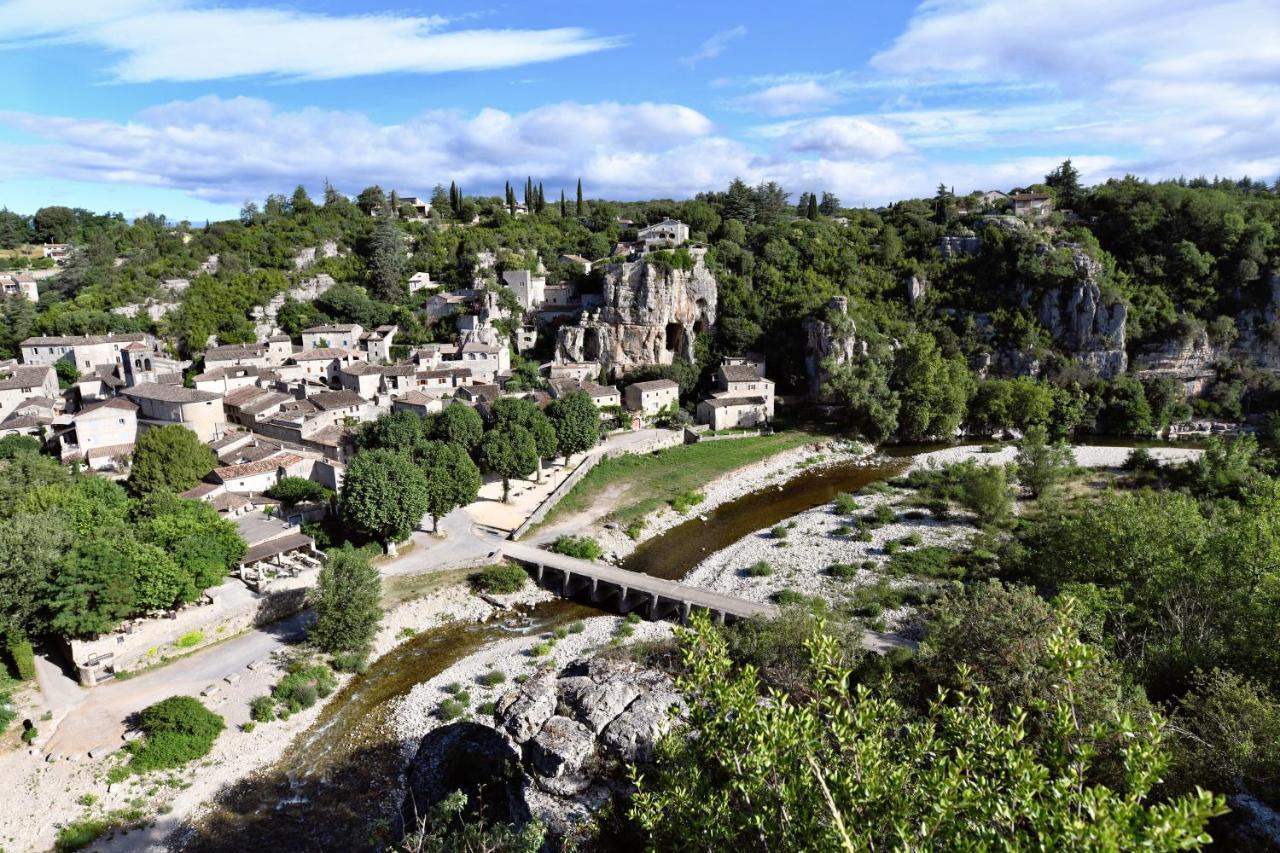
[
  {"x1": 124, "y1": 383, "x2": 221, "y2": 404},
  {"x1": 77, "y1": 397, "x2": 138, "y2": 417},
  {"x1": 310, "y1": 390, "x2": 367, "y2": 410},
  {"x1": 293, "y1": 347, "x2": 353, "y2": 361},
  {"x1": 720, "y1": 365, "x2": 764, "y2": 383},
  {"x1": 213, "y1": 452, "x2": 303, "y2": 481},
  {"x1": 628, "y1": 379, "x2": 679, "y2": 392},
  {"x1": 0, "y1": 365, "x2": 53, "y2": 390},
  {"x1": 21, "y1": 333, "x2": 147, "y2": 347}
]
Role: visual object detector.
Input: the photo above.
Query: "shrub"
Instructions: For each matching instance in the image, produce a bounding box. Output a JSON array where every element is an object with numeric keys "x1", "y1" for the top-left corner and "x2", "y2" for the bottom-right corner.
[
  {"x1": 249, "y1": 696, "x2": 276, "y2": 723},
  {"x1": 478, "y1": 701, "x2": 497, "y2": 716},
  {"x1": 568, "y1": 621, "x2": 586, "y2": 634},
  {"x1": 552, "y1": 626, "x2": 569, "y2": 640},
  {"x1": 455, "y1": 690, "x2": 472, "y2": 706},
  {"x1": 899, "y1": 532, "x2": 923, "y2": 547},
  {"x1": 531, "y1": 642, "x2": 552, "y2": 656},
  {"x1": 745, "y1": 561, "x2": 774, "y2": 577},
  {"x1": 872, "y1": 504, "x2": 897, "y2": 525},
  {"x1": 331, "y1": 649, "x2": 369, "y2": 673},
  {"x1": 670, "y1": 490, "x2": 706, "y2": 514},
  {"x1": 625, "y1": 521, "x2": 644, "y2": 540},
  {"x1": 443, "y1": 682, "x2": 463, "y2": 695},
  {"x1": 5, "y1": 633, "x2": 36, "y2": 681},
  {"x1": 438, "y1": 699, "x2": 465, "y2": 721},
  {"x1": 835, "y1": 524, "x2": 854, "y2": 536},
  {"x1": 857, "y1": 527, "x2": 873, "y2": 542},
  {"x1": 22, "y1": 724, "x2": 38, "y2": 744},
  {"x1": 174, "y1": 631, "x2": 203, "y2": 649},
  {"x1": 888, "y1": 546, "x2": 962, "y2": 579},
  {"x1": 827, "y1": 562, "x2": 859, "y2": 580},
  {"x1": 480, "y1": 670, "x2": 506, "y2": 686},
  {"x1": 832, "y1": 492, "x2": 858, "y2": 515},
  {"x1": 271, "y1": 663, "x2": 335, "y2": 713},
  {"x1": 884, "y1": 541, "x2": 901, "y2": 556},
  {"x1": 549, "y1": 535, "x2": 603, "y2": 560},
  {"x1": 770, "y1": 525, "x2": 788, "y2": 540},
  {"x1": 471, "y1": 563, "x2": 528, "y2": 594},
  {"x1": 772, "y1": 589, "x2": 808, "y2": 606},
  {"x1": 126, "y1": 696, "x2": 224, "y2": 775},
  {"x1": 398, "y1": 627, "x2": 416, "y2": 639},
  {"x1": 56, "y1": 819, "x2": 108, "y2": 852},
  {"x1": 241, "y1": 721, "x2": 256, "y2": 733}
]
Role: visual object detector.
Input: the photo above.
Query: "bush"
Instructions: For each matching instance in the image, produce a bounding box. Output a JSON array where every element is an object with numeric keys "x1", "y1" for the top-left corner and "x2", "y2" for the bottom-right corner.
[
  {"x1": 438, "y1": 699, "x2": 465, "y2": 721},
  {"x1": 827, "y1": 562, "x2": 859, "y2": 580},
  {"x1": 568, "y1": 621, "x2": 586, "y2": 634},
  {"x1": 478, "y1": 701, "x2": 497, "y2": 716},
  {"x1": 872, "y1": 503, "x2": 897, "y2": 525},
  {"x1": 552, "y1": 626, "x2": 569, "y2": 640},
  {"x1": 884, "y1": 541, "x2": 901, "y2": 556},
  {"x1": 549, "y1": 535, "x2": 604, "y2": 560},
  {"x1": 332, "y1": 649, "x2": 369, "y2": 673},
  {"x1": 443, "y1": 682, "x2": 463, "y2": 695},
  {"x1": 832, "y1": 492, "x2": 858, "y2": 514},
  {"x1": 480, "y1": 670, "x2": 506, "y2": 686},
  {"x1": 471, "y1": 563, "x2": 528, "y2": 594},
  {"x1": 835, "y1": 524, "x2": 854, "y2": 536},
  {"x1": 174, "y1": 631, "x2": 204, "y2": 649},
  {"x1": 531, "y1": 642, "x2": 553, "y2": 656},
  {"x1": 772, "y1": 589, "x2": 809, "y2": 606},
  {"x1": 4, "y1": 633, "x2": 36, "y2": 681},
  {"x1": 249, "y1": 696, "x2": 276, "y2": 723},
  {"x1": 56, "y1": 819, "x2": 108, "y2": 852},
  {"x1": 899, "y1": 532, "x2": 923, "y2": 547},
  {"x1": 745, "y1": 561, "x2": 774, "y2": 577},
  {"x1": 770, "y1": 525, "x2": 788, "y2": 540},
  {"x1": 271, "y1": 663, "x2": 335, "y2": 713},
  {"x1": 22, "y1": 724, "x2": 38, "y2": 744},
  {"x1": 625, "y1": 521, "x2": 644, "y2": 540},
  {"x1": 888, "y1": 546, "x2": 963, "y2": 579},
  {"x1": 670, "y1": 490, "x2": 706, "y2": 514},
  {"x1": 241, "y1": 721, "x2": 256, "y2": 733},
  {"x1": 126, "y1": 696, "x2": 224, "y2": 775}
]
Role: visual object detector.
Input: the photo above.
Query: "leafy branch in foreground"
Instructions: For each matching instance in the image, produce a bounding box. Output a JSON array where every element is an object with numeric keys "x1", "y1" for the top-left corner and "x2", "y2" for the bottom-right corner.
[{"x1": 630, "y1": 611, "x2": 1226, "y2": 851}]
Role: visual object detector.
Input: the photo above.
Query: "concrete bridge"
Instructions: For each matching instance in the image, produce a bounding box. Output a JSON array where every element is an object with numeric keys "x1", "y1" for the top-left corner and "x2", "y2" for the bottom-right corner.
[
  {"x1": 501, "y1": 541, "x2": 777, "y2": 624},
  {"x1": 499, "y1": 541, "x2": 914, "y2": 654}
]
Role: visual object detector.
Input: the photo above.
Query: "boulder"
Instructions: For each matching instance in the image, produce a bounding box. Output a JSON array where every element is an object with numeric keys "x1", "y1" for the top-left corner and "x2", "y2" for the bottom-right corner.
[
  {"x1": 400, "y1": 722, "x2": 530, "y2": 839},
  {"x1": 559, "y1": 676, "x2": 641, "y2": 734},
  {"x1": 525, "y1": 715, "x2": 595, "y2": 778},
  {"x1": 494, "y1": 671, "x2": 557, "y2": 744},
  {"x1": 601, "y1": 691, "x2": 684, "y2": 764}
]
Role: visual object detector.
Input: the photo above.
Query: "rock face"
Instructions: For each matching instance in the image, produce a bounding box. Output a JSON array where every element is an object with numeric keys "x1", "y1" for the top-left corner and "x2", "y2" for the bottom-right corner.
[
  {"x1": 555, "y1": 255, "x2": 717, "y2": 376},
  {"x1": 938, "y1": 234, "x2": 982, "y2": 260},
  {"x1": 1132, "y1": 329, "x2": 1220, "y2": 394},
  {"x1": 251, "y1": 273, "x2": 338, "y2": 341},
  {"x1": 1029, "y1": 245, "x2": 1128, "y2": 379},
  {"x1": 804, "y1": 296, "x2": 865, "y2": 399},
  {"x1": 401, "y1": 655, "x2": 684, "y2": 842},
  {"x1": 905, "y1": 272, "x2": 929, "y2": 306}
]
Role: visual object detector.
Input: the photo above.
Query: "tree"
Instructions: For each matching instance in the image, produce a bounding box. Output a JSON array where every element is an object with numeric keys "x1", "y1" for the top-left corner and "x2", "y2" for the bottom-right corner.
[
  {"x1": 630, "y1": 614, "x2": 1226, "y2": 851},
  {"x1": 357, "y1": 410, "x2": 424, "y2": 454},
  {"x1": 340, "y1": 450, "x2": 431, "y2": 544},
  {"x1": 431, "y1": 403, "x2": 484, "y2": 451},
  {"x1": 1015, "y1": 424, "x2": 1075, "y2": 498},
  {"x1": 890, "y1": 333, "x2": 972, "y2": 441},
  {"x1": 0, "y1": 510, "x2": 70, "y2": 636},
  {"x1": 477, "y1": 424, "x2": 538, "y2": 503},
  {"x1": 266, "y1": 477, "x2": 330, "y2": 508},
  {"x1": 0, "y1": 208, "x2": 32, "y2": 249},
  {"x1": 356, "y1": 185, "x2": 386, "y2": 215},
  {"x1": 133, "y1": 492, "x2": 247, "y2": 593},
  {"x1": 310, "y1": 547, "x2": 381, "y2": 653},
  {"x1": 818, "y1": 192, "x2": 841, "y2": 216},
  {"x1": 825, "y1": 356, "x2": 900, "y2": 444},
  {"x1": 289, "y1": 185, "x2": 314, "y2": 215},
  {"x1": 487, "y1": 397, "x2": 557, "y2": 482},
  {"x1": 368, "y1": 215, "x2": 405, "y2": 302},
  {"x1": 127, "y1": 425, "x2": 217, "y2": 497},
  {"x1": 559, "y1": 188, "x2": 566, "y2": 218},
  {"x1": 53, "y1": 360, "x2": 79, "y2": 388},
  {"x1": 957, "y1": 460, "x2": 1012, "y2": 524},
  {"x1": 576, "y1": 178, "x2": 584, "y2": 216},
  {"x1": 415, "y1": 440, "x2": 481, "y2": 532},
  {"x1": 33, "y1": 206, "x2": 77, "y2": 243},
  {"x1": 1046, "y1": 159, "x2": 1083, "y2": 210},
  {"x1": 0, "y1": 434, "x2": 40, "y2": 460},
  {"x1": 546, "y1": 391, "x2": 599, "y2": 461},
  {"x1": 46, "y1": 539, "x2": 139, "y2": 636},
  {"x1": 806, "y1": 193, "x2": 819, "y2": 220}
]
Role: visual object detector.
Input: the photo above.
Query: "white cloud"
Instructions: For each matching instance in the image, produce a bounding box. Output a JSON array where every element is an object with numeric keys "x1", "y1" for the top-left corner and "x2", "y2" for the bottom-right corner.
[
  {"x1": 755, "y1": 116, "x2": 910, "y2": 159},
  {"x1": 732, "y1": 81, "x2": 841, "y2": 117},
  {"x1": 681, "y1": 25, "x2": 747, "y2": 67},
  {"x1": 0, "y1": 0, "x2": 621, "y2": 82}
]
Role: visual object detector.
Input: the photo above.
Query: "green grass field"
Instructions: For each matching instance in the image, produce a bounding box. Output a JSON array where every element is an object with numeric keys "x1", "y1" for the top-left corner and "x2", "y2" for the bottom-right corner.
[{"x1": 538, "y1": 431, "x2": 821, "y2": 530}]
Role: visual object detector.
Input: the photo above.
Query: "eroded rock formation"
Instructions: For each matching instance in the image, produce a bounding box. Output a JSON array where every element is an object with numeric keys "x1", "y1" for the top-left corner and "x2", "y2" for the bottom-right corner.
[
  {"x1": 1030, "y1": 246, "x2": 1128, "y2": 378},
  {"x1": 555, "y1": 256, "x2": 716, "y2": 376},
  {"x1": 803, "y1": 296, "x2": 865, "y2": 399}
]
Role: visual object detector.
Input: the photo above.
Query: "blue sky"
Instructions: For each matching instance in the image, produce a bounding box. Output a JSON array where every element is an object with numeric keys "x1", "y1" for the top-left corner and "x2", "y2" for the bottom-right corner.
[{"x1": 0, "y1": 0, "x2": 1277, "y2": 220}]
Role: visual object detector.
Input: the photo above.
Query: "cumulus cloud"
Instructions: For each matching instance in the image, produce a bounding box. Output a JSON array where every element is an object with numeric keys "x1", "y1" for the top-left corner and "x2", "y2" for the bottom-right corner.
[
  {"x1": 732, "y1": 81, "x2": 841, "y2": 117},
  {"x1": 755, "y1": 116, "x2": 910, "y2": 159},
  {"x1": 681, "y1": 25, "x2": 748, "y2": 67},
  {"x1": 0, "y1": 0, "x2": 621, "y2": 82}
]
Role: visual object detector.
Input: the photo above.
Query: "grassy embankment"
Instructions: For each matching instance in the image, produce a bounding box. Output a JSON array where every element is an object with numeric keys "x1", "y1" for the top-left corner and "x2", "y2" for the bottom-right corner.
[{"x1": 539, "y1": 430, "x2": 823, "y2": 531}]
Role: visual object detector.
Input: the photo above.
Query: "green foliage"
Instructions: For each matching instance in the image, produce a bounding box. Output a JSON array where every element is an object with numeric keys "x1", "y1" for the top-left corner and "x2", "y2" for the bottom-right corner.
[
  {"x1": 669, "y1": 489, "x2": 705, "y2": 514},
  {"x1": 394, "y1": 789, "x2": 545, "y2": 853},
  {"x1": 266, "y1": 476, "x2": 330, "y2": 507},
  {"x1": 955, "y1": 460, "x2": 1012, "y2": 523},
  {"x1": 357, "y1": 410, "x2": 424, "y2": 454},
  {"x1": 124, "y1": 696, "x2": 224, "y2": 776},
  {"x1": 127, "y1": 425, "x2": 217, "y2": 497},
  {"x1": 340, "y1": 448, "x2": 430, "y2": 543},
  {"x1": 1014, "y1": 424, "x2": 1076, "y2": 498},
  {"x1": 745, "y1": 560, "x2": 774, "y2": 577},
  {"x1": 310, "y1": 547, "x2": 381, "y2": 654},
  {"x1": 1170, "y1": 669, "x2": 1280, "y2": 804},
  {"x1": 890, "y1": 332, "x2": 973, "y2": 441},
  {"x1": 477, "y1": 423, "x2": 538, "y2": 503},
  {"x1": 470, "y1": 563, "x2": 528, "y2": 595},
  {"x1": 53, "y1": 360, "x2": 79, "y2": 388},
  {"x1": 270, "y1": 662, "x2": 336, "y2": 713},
  {"x1": 55, "y1": 819, "x2": 109, "y2": 852},
  {"x1": 631, "y1": 613, "x2": 1226, "y2": 850},
  {"x1": 174, "y1": 630, "x2": 203, "y2": 649},
  {"x1": 546, "y1": 391, "x2": 600, "y2": 459},
  {"x1": 249, "y1": 695, "x2": 276, "y2": 723},
  {"x1": 887, "y1": 545, "x2": 963, "y2": 579},
  {"x1": 831, "y1": 491, "x2": 858, "y2": 514},
  {"x1": 430, "y1": 403, "x2": 484, "y2": 451},
  {"x1": 826, "y1": 561, "x2": 858, "y2": 579},
  {"x1": 414, "y1": 439, "x2": 481, "y2": 531},
  {"x1": 480, "y1": 669, "x2": 506, "y2": 686},
  {"x1": 548, "y1": 535, "x2": 603, "y2": 560},
  {"x1": 0, "y1": 434, "x2": 40, "y2": 460}
]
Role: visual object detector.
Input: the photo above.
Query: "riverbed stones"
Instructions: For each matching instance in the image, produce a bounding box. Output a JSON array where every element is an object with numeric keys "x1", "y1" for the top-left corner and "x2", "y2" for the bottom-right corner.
[{"x1": 525, "y1": 715, "x2": 595, "y2": 778}]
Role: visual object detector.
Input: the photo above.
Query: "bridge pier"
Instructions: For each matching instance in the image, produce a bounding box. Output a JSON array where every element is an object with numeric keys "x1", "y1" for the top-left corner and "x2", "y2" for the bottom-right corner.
[
  {"x1": 535, "y1": 563, "x2": 544, "y2": 584},
  {"x1": 679, "y1": 601, "x2": 691, "y2": 625}
]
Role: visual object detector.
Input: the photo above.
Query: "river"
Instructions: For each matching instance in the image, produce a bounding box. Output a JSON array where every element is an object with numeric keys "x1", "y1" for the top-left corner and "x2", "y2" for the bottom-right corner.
[{"x1": 178, "y1": 449, "x2": 915, "y2": 851}]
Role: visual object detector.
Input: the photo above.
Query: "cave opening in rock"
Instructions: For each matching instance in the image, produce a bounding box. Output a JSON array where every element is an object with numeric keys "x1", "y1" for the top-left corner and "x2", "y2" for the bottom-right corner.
[
  {"x1": 664, "y1": 322, "x2": 683, "y2": 353},
  {"x1": 584, "y1": 328, "x2": 603, "y2": 362}
]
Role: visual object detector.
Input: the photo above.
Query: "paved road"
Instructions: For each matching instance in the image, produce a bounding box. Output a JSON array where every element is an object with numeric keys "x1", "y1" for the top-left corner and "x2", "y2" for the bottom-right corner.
[{"x1": 39, "y1": 612, "x2": 310, "y2": 756}]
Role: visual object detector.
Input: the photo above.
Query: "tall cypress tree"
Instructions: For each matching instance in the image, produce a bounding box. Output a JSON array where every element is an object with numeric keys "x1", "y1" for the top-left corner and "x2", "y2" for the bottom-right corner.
[
  {"x1": 807, "y1": 193, "x2": 819, "y2": 220},
  {"x1": 576, "y1": 178, "x2": 583, "y2": 216},
  {"x1": 449, "y1": 181, "x2": 458, "y2": 214},
  {"x1": 560, "y1": 189, "x2": 566, "y2": 217},
  {"x1": 525, "y1": 177, "x2": 533, "y2": 209},
  {"x1": 537, "y1": 183, "x2": 545, "y2": 213}
]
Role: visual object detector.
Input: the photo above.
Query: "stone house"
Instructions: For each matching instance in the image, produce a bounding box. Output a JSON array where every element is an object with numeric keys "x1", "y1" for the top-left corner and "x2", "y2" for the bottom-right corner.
[
  {"x1": 1012, "y1": 193, "x2": 1053, "y2": 218},
  {"x1": 696, "y1": 396, "x2": 769, "y2": 431},
  {"x1": 309, "y1": 390, "x2": 376, "y2": 425},
  {"x1": 624, "y1": 378, "x2": 679, "y2": 417},
  {"x1": 0, "y1": 273, "x2": 38, "y2": 301},
  {"x1": 638, "y1": 218, "x2": 690, "y2": 252},
  {"x1": 221, "y1": 386, "x2": 292, "y2": 426},
  {"x1": 715, "y1": 364, "x2": 775, "y2": 417},
  {"x1": 193, "y1": 365, "x2": 273, "y2": 394},
  {"x1": 301, "y1": 324, "x2": 363, "y2": 350},
  {"x1": 338, "y1": 362, "x2": 386, "y2": 398},
  {"x1": 407, "y1": 271, "x2": 435, "y2": 293},
  {"x1": 458, "y1": 341, "x2": 511, "y2": 382},
  {"x1": 122, "y1": 382, "x2": 227, "y2": 442},
  {"x1": 57, "y1": 397, "x2": 138, "y2": 469},
  {"x1": 360, "y1": 325, "x2": 398, "y2": 363},
  {"x1": 290, "y1": 347, "x2": 363, "y2": 383},
  {"x1": 0, "y1": 364, "x2": 58, "y2": 416},
  {"x1": 20, "y1": 332, "x2": 150, "y2": 370},
  {"x1": 392, "y1": 391, "x2": 447, "y2": 417},
  {"x1": 204, "y1": 341, "x2": 290, "y2": 370},
  {"x1": 210, "y1": 451, "x2": 312, "y2": 493},
  {"x1": 502, "y1": 269, "x2": 547, "y2": 310}
]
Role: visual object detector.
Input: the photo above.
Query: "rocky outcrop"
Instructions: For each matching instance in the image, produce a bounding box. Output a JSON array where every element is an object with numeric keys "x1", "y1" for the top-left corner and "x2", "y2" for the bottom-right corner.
[
  {"x1": 905, "y1": 272, "x2": 929, "y2": 306},
  {"x1": 803, "y1": 296, "x2": 865, "y2": 399},
  {"x1": 938, "y1": 234, "x2": 981, "y2": 260},
  {"x1": 1029, "y1": 245, "x2": 1128, "y2": 379},
  {"x1": 555, "y1": 255, "x2": 716, "y2": 376},
  {"x1": 1132, "y1": 329, "x2": 1220, "y2": 394},
  {"x1": 401, "y1": 656, "x2": 683, "y2": 842},
  {"x1": 251, "y1": 273, "x2": 338, "y2": 341}
]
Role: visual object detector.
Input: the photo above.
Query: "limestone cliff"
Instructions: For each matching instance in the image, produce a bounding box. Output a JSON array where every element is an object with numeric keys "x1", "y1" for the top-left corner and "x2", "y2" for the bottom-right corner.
[
  {"x1": 1030, "y1": 245, "x2": 1128, "y2": 379},
  {"x1": 555, "y1": 255, "x2": 716, "y2": 376},
  {"x1": 803, "y1": 296, "x2": 865, "y2": 399}
]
